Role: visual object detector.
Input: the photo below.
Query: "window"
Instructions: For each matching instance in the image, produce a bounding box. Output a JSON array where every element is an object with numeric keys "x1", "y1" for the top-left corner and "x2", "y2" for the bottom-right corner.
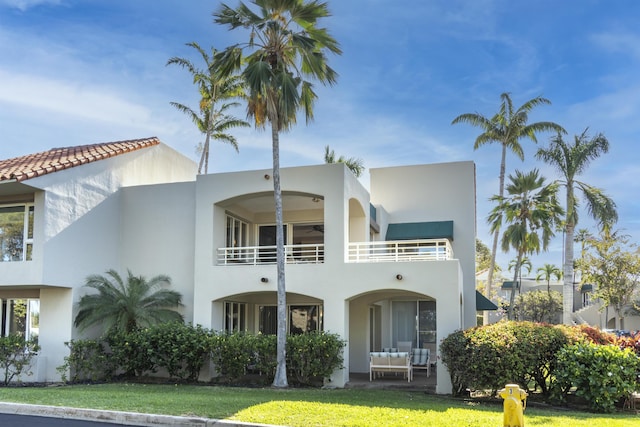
[
  {"x1": 391, "y1": 300, "x2": 436, "y2": 348},
  {"x1": 0, "y1": 204, "x2": 34, "y2": 262},
  {"x1": 259, "y1": 304, "x2": 323, "y2": 335},
  {"x1": 1, "y1": 299, "x2": 39, "y2": 340},
  {"x1": 224, "y1": 302, "x2": 247, "y2": 333},
  {"x1": 226, "y1": 215, "x2": 248, "y2": 248}
]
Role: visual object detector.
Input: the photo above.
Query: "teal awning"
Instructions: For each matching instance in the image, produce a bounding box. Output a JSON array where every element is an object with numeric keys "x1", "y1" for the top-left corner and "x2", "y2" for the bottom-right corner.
[
  {"x1": 502, "y1": 281, "x2": 520, "y2": 290},
  {"x1": 385, "y1": 221, "x2": 454, "y2": 241},
  {"x1": 476, "y1": 291, "x2": 498, "y2": 311}
]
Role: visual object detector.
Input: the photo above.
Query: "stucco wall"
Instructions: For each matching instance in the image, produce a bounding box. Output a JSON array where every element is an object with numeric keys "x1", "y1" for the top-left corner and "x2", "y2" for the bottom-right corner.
[{"x1": 369, "y1": 161, "x2": 477, "y2": 329}]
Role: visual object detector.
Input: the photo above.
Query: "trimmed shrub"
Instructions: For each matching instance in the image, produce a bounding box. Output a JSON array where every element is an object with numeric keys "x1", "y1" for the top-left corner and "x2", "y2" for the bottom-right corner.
[
  {"x1": 104, "y1": 328, "x2": 156, "y2": 378},
  {"x1": 210, "y1": 332, "x2": 345, "y2": 386},
  {"x1": 0, "y1": 334, "x2": 40, "y2": 385},
  {"x1": 440, "y1": 321, "x2": 570, "y2": 397},
  {"x1": 144, "y1": 322, "x2": 212, "y2": 381},
  {"x1": 57, "y1": 339, "x2": 110, "y2": 383},
  {"x1": 553, "y1": 342, "x2": 640, "y2": 412},
  {"x1": 287, "y1": 332, "x2": 345, "y2": 385}
]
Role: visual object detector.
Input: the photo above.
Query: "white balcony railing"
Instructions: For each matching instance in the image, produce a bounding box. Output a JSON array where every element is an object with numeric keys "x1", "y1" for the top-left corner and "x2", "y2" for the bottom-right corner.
[
  {"x1": 217, "y1": 244, "x2": 324, "y2": 265},
  {"x1": 347, "y1": 239, "x2": 452, "y2": 263}
]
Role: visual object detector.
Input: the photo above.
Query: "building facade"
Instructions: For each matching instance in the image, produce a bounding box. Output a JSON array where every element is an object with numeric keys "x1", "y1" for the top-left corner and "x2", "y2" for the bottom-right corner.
[{"x1": 0, "y1": 138, "x2": 478, "y2": 393}]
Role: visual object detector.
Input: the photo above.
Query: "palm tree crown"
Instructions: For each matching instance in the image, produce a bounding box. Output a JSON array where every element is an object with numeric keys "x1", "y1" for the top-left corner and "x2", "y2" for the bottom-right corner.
[
  {"x1": 488, "y1": 169, "x2": 564, "y2": 319},
  {"x1": 74, "y1": 269, "x2": 184, "y2": 334},
  {"x1": 167, "y1": 42, "x2": 249, "y2": 174},
  {"x1": 324, "y1": 145, "x2": 364, "y2": 177},
  {"x1": 535, "y1": 129, "x2": 617, "y2": 324},
  {"x1": 536, "y1": 263, "x2": 562, "y2": 294},
  {"x1": 452, "y1": 93, "x2": 565, "y2": 319}
]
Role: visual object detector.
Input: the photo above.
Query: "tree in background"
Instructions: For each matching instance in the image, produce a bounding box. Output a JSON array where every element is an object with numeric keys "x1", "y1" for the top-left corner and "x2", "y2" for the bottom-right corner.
[
  {"x1": 214, "y1": 0, "x2": 341, "y2": 387},
  {"x1": 516, "y1": 290, "x2": 562, "y2": 323},
  {"x1": 167, "y1": 42, "x2": 249, "y2": 174},
  {"x1": 536, "y1": 263, "x2": 562, "y2": 295},
  {"x1": 324, "y1": 145, "x2": 364, "y2": 177},
  {"x1": 74, "y1": 269, "x2": 184, "y2": 335},
  {"x1": 452, "y1": 93, "x2": 564, "y2": 322},
  {"x1": 583, "y1": 228, "x2": 640, "y2": 329},
  {"x1": 488, "y1": 169, "x2": 564, "y2": 320},
  {"x1": 536, "y1": 129, "x2": 618, "y2": 324}
]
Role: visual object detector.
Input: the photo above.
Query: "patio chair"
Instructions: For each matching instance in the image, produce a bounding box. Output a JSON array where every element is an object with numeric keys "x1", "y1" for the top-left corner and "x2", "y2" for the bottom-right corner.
[{"x1": 411, "y1": 348, "x2": 430, "y2": 377}]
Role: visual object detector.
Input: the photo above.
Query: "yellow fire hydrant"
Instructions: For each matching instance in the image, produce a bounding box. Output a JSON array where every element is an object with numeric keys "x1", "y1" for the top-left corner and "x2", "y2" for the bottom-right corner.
[{"x1": 498, "y1": 384, "x2": 527, "y2": 427}]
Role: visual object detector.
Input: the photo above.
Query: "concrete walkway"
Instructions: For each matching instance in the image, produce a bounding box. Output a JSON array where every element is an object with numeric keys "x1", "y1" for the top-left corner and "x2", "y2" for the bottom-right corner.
[{"x1": 0, "y1": 402, "x2": 277, "y2": 427}]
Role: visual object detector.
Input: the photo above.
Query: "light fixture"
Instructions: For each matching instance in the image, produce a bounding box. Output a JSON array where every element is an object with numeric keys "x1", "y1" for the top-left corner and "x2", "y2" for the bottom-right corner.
[
  {"x1": 311, "y1": 197, "x2": 320, "y2": 203},
  {"x1": 396, "y1": 274, "x2": 403, "y2": 281},
  {"x1": 264, "y1": 174, "x2": 270, "y2": 180},
  {"x1": 260, "y1": 277, "x2": 269, "y2": 283}
]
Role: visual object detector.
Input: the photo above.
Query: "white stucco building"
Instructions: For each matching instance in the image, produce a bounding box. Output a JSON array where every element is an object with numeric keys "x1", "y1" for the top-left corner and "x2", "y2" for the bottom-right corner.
[{"x1": 0, "y1": 138, "x2": 480, "y2": 393}]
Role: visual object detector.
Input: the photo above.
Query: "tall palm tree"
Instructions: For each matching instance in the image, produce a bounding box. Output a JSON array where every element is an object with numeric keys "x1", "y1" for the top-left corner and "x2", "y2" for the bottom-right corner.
[
  {"x1": 536, "y1": 263, "x2": 562, "y2": 295},
  {"x1": 167, "y1": 42, "x2": 249, "y2": 174},
  {"x1": 488, "y1": 169, "x2": 564, "y2": 320},
  {"x1": 536, "y1": 129, "x2": 618, "y2": 324},
  {"x1": 452, "y1": 93, "x2": 565, "y2": 320},
  {"x1": 74, "y1": 269, "x2": 184, "y2": 334},
  {"x1": 324, "y1": 145, "x2": 364, "y2": 177},
  {"x1": 214, "y1": 0, "x2": 341, "y2": 388}
]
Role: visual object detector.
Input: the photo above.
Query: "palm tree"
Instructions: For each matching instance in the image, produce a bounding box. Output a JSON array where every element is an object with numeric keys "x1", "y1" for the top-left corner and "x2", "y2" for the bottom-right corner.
[
  {"x1": 214, "y1": 0, "x2": 341, "y2": 388},
  {"x1": 324, "y1": 145, "x2": 364, "y2": 177},
  {"x1": 536, "y1": 263, "x2": 562, "y2": 295},
  {"x1": 536, "y1": 129, "x2": 618, "y2": 324},
  {"x1": 74, "y1": 269, "x2": 184, "y2": 334},
  {"x1": 452, "y1": 93, "x2": 565, "y2": 320},
  {"x1": 508, "y1": 256, "x2": 531, "y2": 294},
  {"x1": 167, "y1": 42, "x2": 249, "y2": 174},
  {"x1": 488, "y1": 169, "x2": 564, "y2": 320}
]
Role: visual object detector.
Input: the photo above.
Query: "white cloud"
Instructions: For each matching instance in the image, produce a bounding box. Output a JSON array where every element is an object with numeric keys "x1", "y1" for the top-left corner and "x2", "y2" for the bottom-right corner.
[
  {"x1": 0, "y1": 0, "x2": 62, "y2": 11},
  {"x1": 0, "y1": 69, "x2": 153, "y2": 126},
  {"x1": 591, "y1": 31, "x2": 640, "y2": 61}
]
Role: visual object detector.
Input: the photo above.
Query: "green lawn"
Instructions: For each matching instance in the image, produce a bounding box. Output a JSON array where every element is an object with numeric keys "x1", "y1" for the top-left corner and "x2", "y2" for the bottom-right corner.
[{"x1": 0, "y1": 384, "x2": 637, "y2": 426}]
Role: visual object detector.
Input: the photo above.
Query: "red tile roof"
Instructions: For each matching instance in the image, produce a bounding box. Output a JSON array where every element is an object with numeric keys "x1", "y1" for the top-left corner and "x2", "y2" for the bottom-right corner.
[{"x1": 0, "y1": 137, "x2": 160, "y2": 183}]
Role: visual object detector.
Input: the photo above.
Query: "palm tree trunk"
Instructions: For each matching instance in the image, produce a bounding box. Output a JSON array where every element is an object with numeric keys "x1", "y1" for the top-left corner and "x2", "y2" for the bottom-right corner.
[
  {"x1": 563, "y1": 185, "x2": 575, "y2": 325},
  {"x1": 484, "y1": 144, "x2": 509, "y2": 324},
  {"x1": 508, "y1": 250, "x2": 523, "y2": 320},
  {"x1": 271, "y1": 120, "x2": 288, "y2": 388},
  {"x1": 198, "y1": 134, "x2": 209, "y2": 174}
]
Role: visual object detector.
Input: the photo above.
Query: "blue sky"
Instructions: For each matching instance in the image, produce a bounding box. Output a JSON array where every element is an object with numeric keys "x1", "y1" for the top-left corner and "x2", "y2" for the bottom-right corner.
[{"x1": 1, "y1": 0, "x2": 639, "y2": 275}]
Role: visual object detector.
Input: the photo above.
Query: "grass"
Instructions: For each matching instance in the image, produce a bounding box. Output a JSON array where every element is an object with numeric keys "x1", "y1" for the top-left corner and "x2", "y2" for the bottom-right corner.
[{"x1": 0, "y1": 384, "x2": 638, "y2": 426}]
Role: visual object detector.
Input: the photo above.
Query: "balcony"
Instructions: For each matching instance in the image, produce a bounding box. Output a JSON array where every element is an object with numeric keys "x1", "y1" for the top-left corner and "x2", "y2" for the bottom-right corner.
[
  {"x1": 217, "y1": 239, "x2": 452, "y2": 266},
  {"x1": 347, "y1": 239, "x2": 452, "y2": 263},
  {"x1": 217, "y1": 243, "x2": 324, "y2": 265}
]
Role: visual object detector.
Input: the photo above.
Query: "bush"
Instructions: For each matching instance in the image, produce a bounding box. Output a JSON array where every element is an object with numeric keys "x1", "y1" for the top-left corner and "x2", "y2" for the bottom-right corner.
[
  {"x1": 287, "y1": 332, "x2": 345, "y2": 385},
  {"x1": 104, "y1": 329, "x2": 157, "y2": 378},
  {"x1": 0, "y1": 334, "x2": 40, "y2": 385},
  {"x1": 210, "y1": 332, "x2": 261, "y2": 381},
  {"x1": 57, "y1": 339, "x2": 110, "y2": 383},
  {"x1": 553, "y1": 342, "x2": 640, "y2": 412},
  {"x1": 440, "y1": 322, "x2": 570, "y2": 397},
  {"x1": 210, "y1": 332, "x2": 345, "y2": 386},
  {"x1": 144, "y1": 322, "x2": 212, "y2": 381}
]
